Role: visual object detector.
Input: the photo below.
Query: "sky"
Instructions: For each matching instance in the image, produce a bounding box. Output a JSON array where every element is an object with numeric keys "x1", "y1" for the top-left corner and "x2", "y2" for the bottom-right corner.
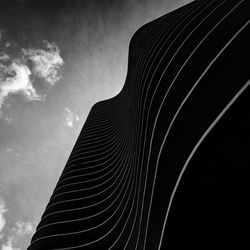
[{"x1": 0, "y1": 0, "x2": 192, "y2": 249}]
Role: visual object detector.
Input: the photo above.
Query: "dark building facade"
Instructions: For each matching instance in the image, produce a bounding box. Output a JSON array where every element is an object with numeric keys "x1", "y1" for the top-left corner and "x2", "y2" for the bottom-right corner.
[{"x1": 28, "y1": 0, "x2": 250, "y2": 249}]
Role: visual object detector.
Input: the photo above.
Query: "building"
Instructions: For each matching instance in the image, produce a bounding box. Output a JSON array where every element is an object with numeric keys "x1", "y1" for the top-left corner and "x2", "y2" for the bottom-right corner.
[{"x1": 28, "y1": 0, "x2": 250, "y2": 249}]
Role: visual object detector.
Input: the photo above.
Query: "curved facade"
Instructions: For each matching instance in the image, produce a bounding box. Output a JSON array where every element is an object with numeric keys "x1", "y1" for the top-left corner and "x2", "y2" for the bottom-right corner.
[{"x1": 28, "y1": 0, "x2": 250, "y2": 249}]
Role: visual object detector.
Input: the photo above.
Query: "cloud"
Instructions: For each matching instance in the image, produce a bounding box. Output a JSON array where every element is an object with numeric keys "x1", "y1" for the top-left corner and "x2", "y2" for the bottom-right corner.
[
  {"x1": 0, "y1": 197, "x2": 34, "y2": 250},
  {"x1": 1, "y1": 237, "x2": 20, "y2": 250},
  {"x1": 1, "y1": 221, "x2": 34, "y2": 250},
  {"x1": 64, "y1": 107, "x2": 80, "y2": 128},
  {"x1": 5, "y1": 42, "x2": 17, "y2": 48},
  {"x1": 0, "y1": 195, "x2": 7, "y2": 235},
  {"x1": 22, "y1": 41, "x2": 64, "y2": 85},
  {"x1": 13, "y1": 221, "x2": 34, "y2": 237},
  {"x1": 0, "y1": 39, "x2": 63, "y2": 114},
  {"x1": 0, "y1": 53, "x2": 10, "y2": 62},
  {"x1": 3, "y1": 117, "x2": 12, "y2": 124},
  {"x1": 0, "y1": 60, "x2": 43, "y2": 109}
]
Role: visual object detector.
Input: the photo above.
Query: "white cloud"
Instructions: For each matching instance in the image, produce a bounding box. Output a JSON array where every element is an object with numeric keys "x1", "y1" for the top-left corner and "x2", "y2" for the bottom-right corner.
[
  {"x1": 0, "y1": 39, "x2": 63, "y2": 114},
  {"x1": 0, "y1": 61, "x2": 43, "y2": 109},
  {"x1": 3, "y1": 117, "x2": 12, "y2": 124},
  {"x1": 1, "y1": 237, "x2": 20, "y2": 250},
  {"x1": 66, "y1": 118, "x2": 73, "y2": 128},
  {"x1": 5, "y1": 42, "x2": 17, "y2": 48},
  {"x1": 0, "y1": 53, "x2": 10, "y2": 62},
  {"x1": 65, "y1": 108, "x2": 73, "y2": 128},
  {"x1": 22, "y1": 41, "x2": 64, "y2": 85},
  {"x1": 0, "y1": 195, "x2": 7, "y2": 240},
  {"x1": 6, "y1": 148, "x2": 13, "y2": 152},
  {"x1": 13, "y1": 221, "x2": 34, "y2": 236},
  {"x1": 1, "y1": 221, "x2": 34, "y2": 250},
  {"x1": 64, "y1": 108, "x2": 80, "y2": 128}
]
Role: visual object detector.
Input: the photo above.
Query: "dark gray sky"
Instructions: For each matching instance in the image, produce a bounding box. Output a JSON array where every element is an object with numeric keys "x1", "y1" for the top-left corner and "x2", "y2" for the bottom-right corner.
[{"x1": 0, "y1": 0, "x2": 192, "y2": 249}]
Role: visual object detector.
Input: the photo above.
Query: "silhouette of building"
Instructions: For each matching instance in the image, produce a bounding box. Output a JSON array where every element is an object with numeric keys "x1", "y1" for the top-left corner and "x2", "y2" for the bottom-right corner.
[{"x1": 28, "y1": 0, "x2": 250, "y2": 249}]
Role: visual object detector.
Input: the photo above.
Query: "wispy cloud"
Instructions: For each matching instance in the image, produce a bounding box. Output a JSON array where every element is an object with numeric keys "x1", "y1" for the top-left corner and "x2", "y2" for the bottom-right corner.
[
  {"x1": 64, "y1": 107, "x2": 80, "y2": 128},
  {"x1": 0, "y1": 60, "x2": 43, "y2": 110},
  {"x1": 22, "y1": 41, "x2": 64, "y2": 85},
  {"x1": 0, "y1": 195, "x2": 7, "y2": 237},
  {"x1": 0, "y1": 53, "x2": 10, "y2": 62},
  {"x1": 3, "y1": 117, "x2": 12, "y2": 124},
  {"x1": 0, "y1": 196, "x2": 34, "y2": 250},
  {"x1": 1, "y1": 221, "x2": 34, "y2": 250},
  {"x1": 0, "y1": 38, "x2": 63, "y2": 115},
  {"x1": 1, "y1": 237, "x2": 20, "y2": 250},
  {"x1": 5, "y1": 42, "x2": 17, "y2": 49},
  {"x1": 13, "y1": 221, "x2": 34, "y2": 237},
  {"x1": 0, "y1": 195, "x2": 18, "y2": 250}
]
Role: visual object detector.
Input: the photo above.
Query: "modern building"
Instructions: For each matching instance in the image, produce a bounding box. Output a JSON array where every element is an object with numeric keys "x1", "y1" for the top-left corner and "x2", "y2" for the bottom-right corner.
[{"x1": 28, "y1": 0, "x2": 250, "y2": 249}]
